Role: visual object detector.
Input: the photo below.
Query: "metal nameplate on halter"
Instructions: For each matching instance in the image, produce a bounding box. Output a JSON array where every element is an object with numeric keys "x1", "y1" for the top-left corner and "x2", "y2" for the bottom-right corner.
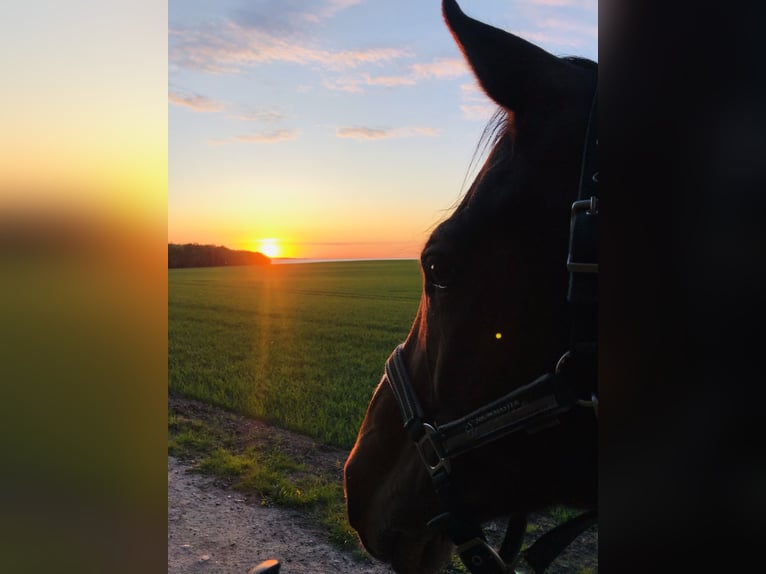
[{"x1": 567, "y1": 197, "x2": 598, "y2": 274}]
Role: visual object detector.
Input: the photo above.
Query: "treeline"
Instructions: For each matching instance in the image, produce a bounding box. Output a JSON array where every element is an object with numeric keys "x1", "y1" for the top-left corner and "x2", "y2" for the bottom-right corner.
[{"x1": 168, "y1": 243, "x2": 271, "y2": 268}]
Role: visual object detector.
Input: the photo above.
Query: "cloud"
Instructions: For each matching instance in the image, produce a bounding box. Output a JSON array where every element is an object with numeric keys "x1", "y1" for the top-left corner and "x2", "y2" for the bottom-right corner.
[
  {"x1": 363, "y1": 58, "x2": 467, "y2": 91},
  {"x1": 459, "y1": 82, "x2": 495, "y2": 121},
  {"x1": 365, "y1": 74, "x2": 418, "y2": 87},
  {"x1": 410, "y1": 58, "x2": 469, "y2": 79},
  {"x1": 514, "y1": 10, "x2": 598, "y2": 54},
  {"x1": 209, "y1": 129, "x2": 300, "y2": 145},
  {"x1": 234, "y1": 130, "x2": 300, "y2": 143},
  {"x1": 311, "y1": 0, "x2": 364, "y2": 20},
  {"x1": 170, "y1": 20, "x2": 409, "y2": 75},
  {"x1": 336, "y1": 127, "x2": 388, "y2": 140},
  {"x1": 322, "y1": 77, "x2": 365, "y2": 94},
  {"x1": 323, "y1": 72, "x2": 417, "y2": 93},
  {"x1": 232, "y1": 0, "x2": 364, "y2": 33},
  {"x1": 336, "y1": 126, "x2": 439, "y2": 141},
  {"x1": 460, "y1": 83, "x2": 482, "y2": 97},
  {"x1": 168, "y1": 91, "x2": 224, "y2": 112},
  {"x1": 324, "y1": 57, "x2": 468, "y2": 94},
  {"x1": 227, "y1": 109, "x2": 286, "y2": 123}
]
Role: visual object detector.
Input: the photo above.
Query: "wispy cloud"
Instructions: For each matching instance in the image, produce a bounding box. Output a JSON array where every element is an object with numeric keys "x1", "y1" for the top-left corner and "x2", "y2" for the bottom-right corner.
[
  {"x1": 336, "y1": 127, "x2": 388, "y2": 140},
  {"x1": 227, "y1": 108, "x2": 286, "y2": 123},
  {"x1": 309, "y1": 0, "x2": 364, "y2": 21},
  {"x1": 323, "y1": 73, "x2": 417, "y2": 93},
  {"x1": 459, "y1": 82, "x2": 495, "y2": 121},
  {"x1": 410, "y1": 58, "x2": 468, "y2": 79},
  {"x1": 365, "y1": 57, "x2": 468, "y2": 88},
  {"x1": 168, "y1": 90, "x2": 224, "y2": 112},
  {"x1": 325, "y1": 57, "x2": 468, "y2": 93},
  {"x1": 232, "y1": 0, "x2": 364, "y2": 34},
  {"x1": 336, "y1": 126, "x2": 439, "y2": 141},
  {"x1": 235, "y1": 130, "x2": 299, "y2": 143},
  {"x1": 365, "y1": 74, "x2": 418, "y2": 88},
  {"x1": 170, "y1": 19, "x2": 408, "y2": 75},
  {"x1": 209, "y1": 129, "x2": 300, "y2": 145},
  {"x1": 514, "y1": 2, "x2": 598, "y2": 54},
  {"x1": 322, "y1": 77, "x2": 365, "y2": 94}
]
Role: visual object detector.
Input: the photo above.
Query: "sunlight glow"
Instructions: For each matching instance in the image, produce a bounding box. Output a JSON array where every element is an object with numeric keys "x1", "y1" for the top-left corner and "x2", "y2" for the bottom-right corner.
[{"x1": 256, "y1": 238, "x2": 280, "y2": 258}]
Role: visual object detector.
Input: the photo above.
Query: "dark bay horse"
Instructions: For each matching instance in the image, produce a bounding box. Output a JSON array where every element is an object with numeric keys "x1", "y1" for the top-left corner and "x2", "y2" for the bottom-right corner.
[{"x1": 344, "y1": 1, "x2": 598, "y2": 573}]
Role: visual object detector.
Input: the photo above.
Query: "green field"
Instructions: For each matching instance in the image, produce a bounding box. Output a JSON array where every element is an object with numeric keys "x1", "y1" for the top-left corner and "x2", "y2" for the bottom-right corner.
[{"x1": 169, "y1": 260, "x2": 422, "y2": 449}]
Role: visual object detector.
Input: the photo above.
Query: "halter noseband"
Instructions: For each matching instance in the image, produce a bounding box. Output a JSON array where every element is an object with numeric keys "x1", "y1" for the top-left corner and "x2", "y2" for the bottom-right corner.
[
  {"x1": 384, "y1": 94, "x2": 599, "y2": 573},
  {"x1": 386, "y1": 347, "x2": 585, "y2": 481}
]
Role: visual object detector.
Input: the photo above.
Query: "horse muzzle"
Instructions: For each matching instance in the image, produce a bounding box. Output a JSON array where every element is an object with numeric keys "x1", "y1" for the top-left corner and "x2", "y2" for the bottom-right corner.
[{"x1": 344, "y1": 380, "x2": 452, "y2": 573}]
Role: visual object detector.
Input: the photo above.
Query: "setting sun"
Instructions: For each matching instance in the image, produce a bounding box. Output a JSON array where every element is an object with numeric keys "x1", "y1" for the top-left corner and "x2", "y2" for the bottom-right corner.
[{"x1": 256, "y1": 238, "x2": 281, "y2": 258}]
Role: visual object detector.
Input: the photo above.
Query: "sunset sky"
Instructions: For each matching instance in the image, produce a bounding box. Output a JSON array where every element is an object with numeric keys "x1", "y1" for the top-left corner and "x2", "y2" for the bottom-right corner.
[{"x1": 169, "y1": 0, "x2": 597, "y2": 259}]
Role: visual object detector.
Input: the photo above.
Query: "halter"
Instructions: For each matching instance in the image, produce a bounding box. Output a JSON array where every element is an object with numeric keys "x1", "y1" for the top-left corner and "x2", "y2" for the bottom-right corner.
[{"x1": 385, "y1": 94, "x2": 598, "y2": 573}]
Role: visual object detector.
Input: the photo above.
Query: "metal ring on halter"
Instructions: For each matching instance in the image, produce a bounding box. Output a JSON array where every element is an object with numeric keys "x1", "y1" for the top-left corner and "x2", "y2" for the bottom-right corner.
[{"x1": 555, "y1": 351, "x2": 570, "y2": 375}]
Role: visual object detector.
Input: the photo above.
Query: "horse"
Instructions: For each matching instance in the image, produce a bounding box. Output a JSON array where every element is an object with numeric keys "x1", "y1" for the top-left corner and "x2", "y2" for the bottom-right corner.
[{"x1": 343, "y1": 1, "x2": 598, "y2": 573}]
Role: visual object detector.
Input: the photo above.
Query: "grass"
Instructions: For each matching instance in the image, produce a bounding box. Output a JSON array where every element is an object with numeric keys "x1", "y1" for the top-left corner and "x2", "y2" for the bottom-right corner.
[
  {"x1": 169, "y1": 261, "x2": 422, "y2": 449},
  {"x1": 168, "y1": 408, "x2": 362, "y2": 554},
  {"x1": 169, "y1": 262, "x2": 422, "y2": 557},
  {"x1": 549, "y1": 504, "x2": 582, "y2": 525}
]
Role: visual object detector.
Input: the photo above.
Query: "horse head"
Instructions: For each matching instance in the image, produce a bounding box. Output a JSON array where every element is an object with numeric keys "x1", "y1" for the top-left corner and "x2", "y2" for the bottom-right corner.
[{"x1": 344, "y1": 2, "x2": 597, "y2": 572}]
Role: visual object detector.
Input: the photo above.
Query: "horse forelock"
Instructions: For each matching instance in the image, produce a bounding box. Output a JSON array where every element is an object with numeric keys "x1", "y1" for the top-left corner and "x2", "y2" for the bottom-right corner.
[{"x1": 449, "y1": 109, "x2": 512, "y2": 220}]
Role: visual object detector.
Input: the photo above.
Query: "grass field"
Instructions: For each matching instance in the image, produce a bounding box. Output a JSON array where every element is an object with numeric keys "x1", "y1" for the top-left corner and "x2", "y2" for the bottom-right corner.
[{"x1": 169, "y1": 260, "x2": 422, "y2": 449}]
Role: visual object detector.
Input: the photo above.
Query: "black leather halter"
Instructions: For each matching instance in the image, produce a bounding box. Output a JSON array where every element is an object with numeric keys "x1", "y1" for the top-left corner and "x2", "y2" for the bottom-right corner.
[{"x1": 384, "y1": 95, "x2": 599, "y2": 573}]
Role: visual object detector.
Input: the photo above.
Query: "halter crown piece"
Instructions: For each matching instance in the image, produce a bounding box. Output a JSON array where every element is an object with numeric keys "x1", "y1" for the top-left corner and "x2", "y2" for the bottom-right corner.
[{"x1": 385, "y1": 94, "x2": 599, "y2": 574}]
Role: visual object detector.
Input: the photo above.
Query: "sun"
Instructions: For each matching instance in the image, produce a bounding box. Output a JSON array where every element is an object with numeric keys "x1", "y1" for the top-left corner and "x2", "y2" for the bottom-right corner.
[
  {"x1": 256, "y1": 238, "x2": 281, "y2": 258},
  {"x1": 256, "y1": 238, "x2": 280, "y2": 258}
]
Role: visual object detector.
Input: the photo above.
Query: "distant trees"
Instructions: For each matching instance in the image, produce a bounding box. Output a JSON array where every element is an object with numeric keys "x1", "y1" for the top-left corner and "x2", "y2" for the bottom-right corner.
[{"x1": 168, "y1": 243, "x2": 271, "y2": 268}]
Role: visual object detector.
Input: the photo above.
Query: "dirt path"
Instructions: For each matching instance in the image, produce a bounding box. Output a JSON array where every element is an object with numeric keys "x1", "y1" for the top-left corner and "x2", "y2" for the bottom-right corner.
[
  {"x1": 168, "y1": 455, "x2": 391, "y2": 574},
  {"x1": 168, "y1": 397, "x2": 596, "y2": 573}
]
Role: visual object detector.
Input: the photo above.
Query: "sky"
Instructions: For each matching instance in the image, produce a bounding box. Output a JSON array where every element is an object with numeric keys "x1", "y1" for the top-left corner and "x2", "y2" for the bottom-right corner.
[{"x1": 169, "y1": 0, "x2": 597, "y2": 259}]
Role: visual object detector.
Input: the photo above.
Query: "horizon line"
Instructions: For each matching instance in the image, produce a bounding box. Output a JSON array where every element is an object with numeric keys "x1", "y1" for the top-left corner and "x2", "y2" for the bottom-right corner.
[{"x1": 271, "y1": 256, "x2": 418, "y2": 264}]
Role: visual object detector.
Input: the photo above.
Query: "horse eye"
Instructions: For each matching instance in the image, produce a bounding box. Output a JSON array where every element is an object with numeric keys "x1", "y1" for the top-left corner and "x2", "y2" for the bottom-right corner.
[{"x1": 425, "y1": 260, "x2": 454, "y2": 290}]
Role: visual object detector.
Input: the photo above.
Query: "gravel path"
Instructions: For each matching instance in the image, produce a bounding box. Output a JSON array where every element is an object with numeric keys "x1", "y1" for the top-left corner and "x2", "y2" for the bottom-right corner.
[
  {"x1": 168, "y1": 456, "x2": 392, "y2": 574},
  {"x1": 168, "y1": 396, "x2": 596, "y2": 573}
]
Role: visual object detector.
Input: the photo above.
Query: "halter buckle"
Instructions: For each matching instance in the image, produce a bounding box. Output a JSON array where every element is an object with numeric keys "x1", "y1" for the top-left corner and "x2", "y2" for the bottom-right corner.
[
  {"x1": 415, "y1": 423, "x2": 452, "y2": 477},
  {"x1": 566, "y1": 197, "x2": 599, "y2": 274}
]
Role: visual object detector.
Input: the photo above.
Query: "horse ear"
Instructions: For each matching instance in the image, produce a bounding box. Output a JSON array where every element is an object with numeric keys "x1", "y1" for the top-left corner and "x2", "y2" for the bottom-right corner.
[{"x1": 443, "y1": 0, "x2": 574, "y2": 113}]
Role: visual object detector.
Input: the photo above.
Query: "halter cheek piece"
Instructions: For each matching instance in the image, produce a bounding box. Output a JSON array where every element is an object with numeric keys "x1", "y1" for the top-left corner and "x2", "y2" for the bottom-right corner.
[{"x1": 385, "y1": 94, "x2": 598, "y2": 574}]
